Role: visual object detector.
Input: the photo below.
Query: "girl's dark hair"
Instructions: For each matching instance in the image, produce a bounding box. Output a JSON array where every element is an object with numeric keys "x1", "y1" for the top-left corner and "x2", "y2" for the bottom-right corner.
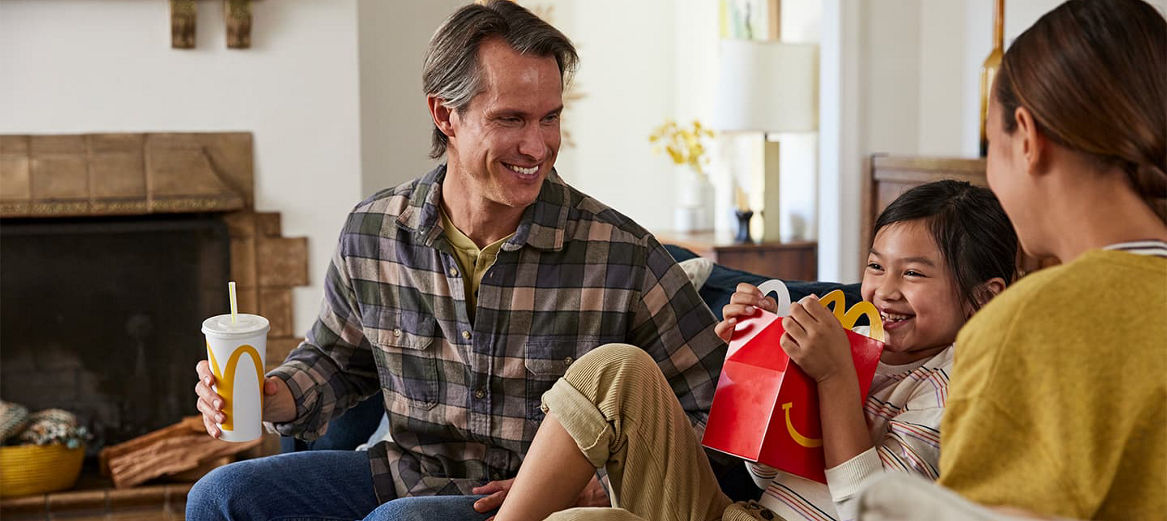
[
  {"x1": 874, "y1": 180, "x2": 1018, "y2": 312},
  {"x1": 995, "y1": 0, "x2": 1166, "y2": 222}
]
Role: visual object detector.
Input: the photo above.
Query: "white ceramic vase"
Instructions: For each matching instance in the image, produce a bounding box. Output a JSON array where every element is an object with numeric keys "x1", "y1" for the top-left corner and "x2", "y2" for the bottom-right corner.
[{"x1": 673, "y1": 168, "x2": 715, "y2": 232}]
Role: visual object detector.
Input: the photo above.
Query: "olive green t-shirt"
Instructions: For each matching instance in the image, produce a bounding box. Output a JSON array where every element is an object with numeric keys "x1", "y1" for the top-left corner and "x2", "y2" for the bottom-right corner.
[{"x1": 439, "y1": 207, "x2": 513, "y2": 321}]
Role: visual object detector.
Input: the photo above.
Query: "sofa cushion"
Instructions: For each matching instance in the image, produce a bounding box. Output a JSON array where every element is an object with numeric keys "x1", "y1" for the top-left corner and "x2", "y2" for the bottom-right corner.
[{"x1": 664, "y1": 244, "x2": 863, "y2": 320}]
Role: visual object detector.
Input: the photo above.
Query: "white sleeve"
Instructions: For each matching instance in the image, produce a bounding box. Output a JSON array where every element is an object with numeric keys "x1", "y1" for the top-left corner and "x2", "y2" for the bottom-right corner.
[
  {"x1": 826, "y1": 401, "x2": 945, "y2": 520},
  {"x1": 825, "y1": 447, "x2": 885, "y2": 520},
  {"x1": 744, "y1": 461, "x2": 779, "y2": 490}
]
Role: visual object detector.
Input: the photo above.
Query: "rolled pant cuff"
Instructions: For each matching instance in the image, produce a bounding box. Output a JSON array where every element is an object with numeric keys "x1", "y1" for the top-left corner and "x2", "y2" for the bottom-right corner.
[{"x1": 542, "y1": 377, "x2": 613, "y2": 469}]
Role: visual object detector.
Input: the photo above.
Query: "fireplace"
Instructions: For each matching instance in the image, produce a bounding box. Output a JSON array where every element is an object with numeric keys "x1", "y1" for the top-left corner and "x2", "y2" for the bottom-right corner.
[
  {"x1": 1, "y1": 215, "x2": 230, "y2": 450},
  {"x1": 0, "y1": 133, "x2": 309, "y2": 518}
]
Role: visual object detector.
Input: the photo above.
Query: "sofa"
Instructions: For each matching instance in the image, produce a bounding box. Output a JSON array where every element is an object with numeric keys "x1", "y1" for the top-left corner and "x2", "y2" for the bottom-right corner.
[{"x1": 281, "y1": 244, "x2": 862, "y2": 501}]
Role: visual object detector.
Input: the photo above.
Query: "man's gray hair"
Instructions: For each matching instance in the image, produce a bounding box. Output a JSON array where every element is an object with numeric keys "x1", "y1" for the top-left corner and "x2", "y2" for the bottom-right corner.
[{"x1": 423, "y1": 0, "x2": 578, "y2": 159}]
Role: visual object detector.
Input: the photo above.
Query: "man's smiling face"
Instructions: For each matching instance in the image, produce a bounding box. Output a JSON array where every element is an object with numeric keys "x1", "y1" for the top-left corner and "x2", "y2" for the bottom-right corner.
[{"x1": 445, "y1": 37, "x2": 564, "y2": 211}]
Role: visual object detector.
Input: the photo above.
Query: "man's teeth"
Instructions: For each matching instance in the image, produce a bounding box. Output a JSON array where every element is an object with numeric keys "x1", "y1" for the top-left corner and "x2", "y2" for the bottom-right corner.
[
  {"x1": 881, "y1": 312, "x2": 912, "y2": 321},
  {"x1": 508, "y1": 164, "x2": 538, "y2": 175}
]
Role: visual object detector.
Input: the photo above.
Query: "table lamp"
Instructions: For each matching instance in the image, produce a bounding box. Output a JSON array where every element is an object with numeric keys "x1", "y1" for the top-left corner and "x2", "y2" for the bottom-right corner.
[{"x1": 713, "y1": 39, "x2": 818, "y2": 242}]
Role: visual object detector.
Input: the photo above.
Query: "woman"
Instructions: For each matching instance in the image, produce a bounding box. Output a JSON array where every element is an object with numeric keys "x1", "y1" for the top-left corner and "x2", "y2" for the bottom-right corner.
[{"x1": 937, "y1": 0, "x2": 1166, "y2": 519}]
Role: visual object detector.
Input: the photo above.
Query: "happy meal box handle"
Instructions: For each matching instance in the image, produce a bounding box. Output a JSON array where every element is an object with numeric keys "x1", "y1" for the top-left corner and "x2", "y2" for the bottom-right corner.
[{"x1": 756, "y1": 279, "x2": 792, "y2": 316}]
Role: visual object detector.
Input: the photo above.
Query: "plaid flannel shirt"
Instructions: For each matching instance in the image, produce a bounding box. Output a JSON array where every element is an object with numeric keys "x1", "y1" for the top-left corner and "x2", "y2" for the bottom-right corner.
[{"x1": 268, "y1": 165, "x2": 726, "y2": 501}]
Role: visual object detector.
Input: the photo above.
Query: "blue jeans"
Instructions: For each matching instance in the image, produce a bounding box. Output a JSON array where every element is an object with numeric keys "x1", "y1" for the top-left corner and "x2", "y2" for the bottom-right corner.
[{"x1": 186, "y1": 450, "x2": 495, "y2": 521}]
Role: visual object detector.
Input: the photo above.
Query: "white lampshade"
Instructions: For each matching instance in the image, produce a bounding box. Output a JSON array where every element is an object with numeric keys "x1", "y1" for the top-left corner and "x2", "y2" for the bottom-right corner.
[{"x1": 713, "y1": 40, "x2": 819, "y2": 133}]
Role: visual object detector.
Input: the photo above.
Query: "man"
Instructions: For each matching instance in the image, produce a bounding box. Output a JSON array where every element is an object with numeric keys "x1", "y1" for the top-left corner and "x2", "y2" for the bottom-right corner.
[{"x1": 187, "y1": 2, "x2": 725, "y2": 519}]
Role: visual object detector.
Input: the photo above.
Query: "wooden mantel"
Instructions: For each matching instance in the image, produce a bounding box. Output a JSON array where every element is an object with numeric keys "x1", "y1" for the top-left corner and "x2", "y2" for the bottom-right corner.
[{"x1": 0, "y1": 133, "x2": 254, "y2": 218}]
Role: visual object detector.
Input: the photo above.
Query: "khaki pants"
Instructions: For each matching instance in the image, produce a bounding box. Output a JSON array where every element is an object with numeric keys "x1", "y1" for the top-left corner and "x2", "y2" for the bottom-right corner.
[{"x1": 540, "y1": 344, "x2": 773, "y2": 521}]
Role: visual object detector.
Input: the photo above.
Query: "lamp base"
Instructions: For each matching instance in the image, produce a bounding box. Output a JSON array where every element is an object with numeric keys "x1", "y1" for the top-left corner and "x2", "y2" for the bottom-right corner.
[{"x1": 734, "y1": 209, "x2": 755, "y2": 244}]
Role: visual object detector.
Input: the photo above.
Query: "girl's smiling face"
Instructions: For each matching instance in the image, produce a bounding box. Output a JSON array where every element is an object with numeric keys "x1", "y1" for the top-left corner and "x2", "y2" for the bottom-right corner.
[{"x1": 861, "y1": 220, "x2": 968, "y2": 365}]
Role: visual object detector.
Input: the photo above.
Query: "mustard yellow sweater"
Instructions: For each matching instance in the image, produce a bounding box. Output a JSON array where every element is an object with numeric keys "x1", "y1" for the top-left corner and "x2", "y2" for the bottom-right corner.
[{"x1": 939, "y1": 249, "x2": 1166, "y2": 519}]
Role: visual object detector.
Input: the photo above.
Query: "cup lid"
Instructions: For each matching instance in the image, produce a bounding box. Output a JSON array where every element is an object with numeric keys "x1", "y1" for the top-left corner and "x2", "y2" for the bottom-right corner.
[{"x1": 202, "y1": 314, "x2": 270, "y2": 337}]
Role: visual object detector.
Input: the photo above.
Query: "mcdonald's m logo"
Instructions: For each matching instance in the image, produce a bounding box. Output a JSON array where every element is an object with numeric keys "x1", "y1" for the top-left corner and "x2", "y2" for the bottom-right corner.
[
  {"x1": 206, "y1": 342, "x2": 264, "y2": 431},
  {"x1": 819, "y1": 290, "x2": 885, "y2": 343}
]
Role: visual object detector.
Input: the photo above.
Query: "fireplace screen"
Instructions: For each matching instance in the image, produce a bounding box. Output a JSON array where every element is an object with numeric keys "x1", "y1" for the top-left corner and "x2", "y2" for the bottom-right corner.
[{"x1": 1, "y1": 214, "x2": 230, "y2": 453}]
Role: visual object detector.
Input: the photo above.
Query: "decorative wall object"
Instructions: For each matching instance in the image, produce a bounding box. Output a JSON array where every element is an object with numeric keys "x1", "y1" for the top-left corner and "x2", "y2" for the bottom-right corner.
[
  {"x1": 225, "y1": 0, "x2": 253, "y2": 49},
  {"x1": 170, "y1": 0, "x2": 197, "y2": 49},
  {"x1": 169, "y1": 0, "x2": 254, "y2": 50}
]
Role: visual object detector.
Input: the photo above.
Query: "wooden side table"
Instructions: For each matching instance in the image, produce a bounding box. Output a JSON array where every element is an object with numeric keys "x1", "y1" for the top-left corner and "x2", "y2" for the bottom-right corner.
[{"x1": 655, "y1": 231, "x2": 818, "y2": 281}]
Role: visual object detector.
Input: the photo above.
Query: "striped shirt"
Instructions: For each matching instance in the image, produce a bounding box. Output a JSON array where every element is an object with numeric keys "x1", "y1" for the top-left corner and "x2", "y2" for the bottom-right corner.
[
  {"x1": 1102, "y1": 239, "x2": 1167, "y2": 257},
  {"x1": 750, "y1": 343, "x2": 953, "y2": 521},
  {"x1": 267, "y1": 165, "x2": 726, "y2": 501}
]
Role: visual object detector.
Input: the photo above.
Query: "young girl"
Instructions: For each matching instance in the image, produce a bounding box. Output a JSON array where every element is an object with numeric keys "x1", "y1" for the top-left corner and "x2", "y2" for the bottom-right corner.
[
  {"x1": 936, "y1": 1, "x2": 1167, "y2": 518},
  {"x1": 490, "y1": 180, "x2": 1017, "y2": 521}
]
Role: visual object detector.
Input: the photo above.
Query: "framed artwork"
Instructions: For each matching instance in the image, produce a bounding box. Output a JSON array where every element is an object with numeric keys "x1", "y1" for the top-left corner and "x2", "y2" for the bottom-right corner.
[{"x1": 719, "y1": 0, "x2": 780, "y2": 41}]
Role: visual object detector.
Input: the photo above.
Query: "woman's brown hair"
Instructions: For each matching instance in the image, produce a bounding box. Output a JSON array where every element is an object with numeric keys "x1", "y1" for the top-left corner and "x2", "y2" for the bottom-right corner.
[{"x1": 994, "y1": 0, "x2": 1167, "y2": 222}]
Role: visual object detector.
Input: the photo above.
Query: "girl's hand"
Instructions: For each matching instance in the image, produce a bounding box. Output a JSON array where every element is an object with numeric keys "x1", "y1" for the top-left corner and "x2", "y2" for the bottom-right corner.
[
  {"x1": 779, "y1": 295, "x2": 855, "y2": 383},
  {"x1": 715, "y1": 283, "x2": 780, "y2": 342}
]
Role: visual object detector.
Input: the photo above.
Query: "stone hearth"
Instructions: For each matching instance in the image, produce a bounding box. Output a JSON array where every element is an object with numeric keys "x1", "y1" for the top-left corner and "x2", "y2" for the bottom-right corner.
[{"x1": 0, "y1": 132, "x2": 309, "y2": 519}]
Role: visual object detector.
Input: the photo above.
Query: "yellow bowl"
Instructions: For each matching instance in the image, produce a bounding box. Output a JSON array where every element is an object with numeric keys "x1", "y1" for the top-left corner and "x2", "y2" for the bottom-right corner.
[{"x1": 0, "y1": 444, "x2": 85, "y2": 497}]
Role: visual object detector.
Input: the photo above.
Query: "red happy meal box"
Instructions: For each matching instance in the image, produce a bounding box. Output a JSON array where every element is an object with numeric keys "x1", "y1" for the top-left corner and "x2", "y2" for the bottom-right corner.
[{"x1": 702, "y1": 287, "x2": 885, "y2": 483}]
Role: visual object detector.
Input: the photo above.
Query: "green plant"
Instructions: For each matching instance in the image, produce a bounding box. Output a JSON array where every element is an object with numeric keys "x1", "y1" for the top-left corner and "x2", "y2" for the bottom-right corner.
[{"x1": 649, "y1": 119, "x2": 715, "y2": 176}]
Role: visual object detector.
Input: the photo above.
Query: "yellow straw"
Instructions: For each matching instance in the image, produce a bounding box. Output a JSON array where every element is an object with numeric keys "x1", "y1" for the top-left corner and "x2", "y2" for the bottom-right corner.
[{"x1": 228, "y1": 281, "x2": 238, "y2": 324}]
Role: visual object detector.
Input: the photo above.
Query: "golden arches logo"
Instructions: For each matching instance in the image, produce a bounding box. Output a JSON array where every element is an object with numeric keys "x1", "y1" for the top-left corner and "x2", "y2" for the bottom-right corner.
[
  {"x1": 206, "y1": 341, "x2": 264, "y2": 431},
  {"x1": 781, "y1": 402, "x2": 822, "y2": 448},
  {"x1": 817, "y1": 290, "x2": 885, "y2": 342}
]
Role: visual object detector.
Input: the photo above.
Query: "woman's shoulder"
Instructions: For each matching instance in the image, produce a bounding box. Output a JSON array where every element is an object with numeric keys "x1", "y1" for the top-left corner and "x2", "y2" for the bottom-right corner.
[
  {"x1": 953, "y1": 250, "x2": 1166, "y2": 398},
  {"x1": 974, "y1": 249, "x2": 1165, "y2": 322}
]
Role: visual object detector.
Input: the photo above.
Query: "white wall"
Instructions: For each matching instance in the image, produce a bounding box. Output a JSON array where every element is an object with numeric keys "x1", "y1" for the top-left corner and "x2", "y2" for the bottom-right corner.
[
  {"x1": 918, "y1": 0, "x2": 968, "y2": 156},
  {"x1": 357, "y1": 0, "x2": 463, "y2": 198},
  {"x1": 0, "y1": 0, "x2": 363, "y2": 334},
  {"x1": 553, "y1": 0, "x2": 679, "y2": 230},
  {"x1": 818, "y1": 0, "x2": 862, "y2": 282},
  {"x1": 859, "y1": 0, "x2": 921, "y2": 157}
]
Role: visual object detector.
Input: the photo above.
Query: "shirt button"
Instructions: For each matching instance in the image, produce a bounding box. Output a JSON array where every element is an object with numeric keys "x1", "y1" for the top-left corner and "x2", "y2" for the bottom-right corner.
[
  {"x1": 448, "y1": 267, "x2": 458, "y2": 277},
  {"x1": 474, "y1": 388, "x2": 486, "y2": 399},
  {"x1": 392, "y1": 328, "x2": 402, "y2": 337},
  {"x1": 462, "y1": 330, "x2": 472, "y2": 340},
  {"x1": 564, "y1": 356, "x2": 574, "y2": 366}
]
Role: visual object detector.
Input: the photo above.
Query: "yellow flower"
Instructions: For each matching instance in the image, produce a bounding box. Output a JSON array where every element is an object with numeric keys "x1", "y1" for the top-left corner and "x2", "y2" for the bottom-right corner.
[{"x1": 648, "y1": 119, "x2": 715, "y2": 176}]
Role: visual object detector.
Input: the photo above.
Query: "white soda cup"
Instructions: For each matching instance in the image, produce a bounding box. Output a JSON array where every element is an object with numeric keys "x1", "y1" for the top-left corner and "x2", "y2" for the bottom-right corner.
[{"x1": 201, "y1": 313, "x2": 269, "y2": 442}]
